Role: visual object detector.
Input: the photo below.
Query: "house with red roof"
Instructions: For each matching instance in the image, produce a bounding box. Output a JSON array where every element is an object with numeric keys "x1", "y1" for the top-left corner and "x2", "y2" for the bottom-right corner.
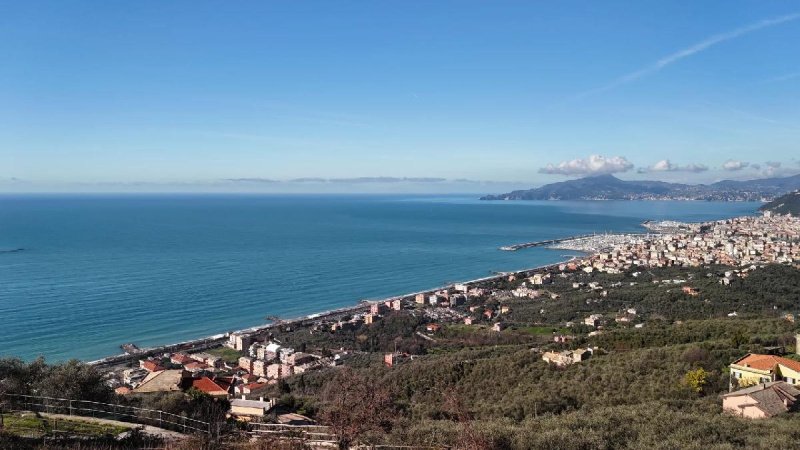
[
  {"x1": 184, "y1": 361, "x2": 209, "y2": 373},
  {"x1": 191, "y1": 377, "x2": 229, "y2": 398},
  {"x1": 170, "y1": 353, "x2": 194, "y2": 366},
  {"x1": 239, "y1": 382, "x2": 268, "y2": 395},
  {"x1": 139, "y1": 359, "x2": 164, "y2": 372},
  {"x1": 730, "y1": 353, "x2": 800, "y2": 388},
  {"x1": 426, "y1": 323, "x2": 441, "y2": 333},
  {"x1": 115, "y1": 386, "x2": 132, "y2": 396}
]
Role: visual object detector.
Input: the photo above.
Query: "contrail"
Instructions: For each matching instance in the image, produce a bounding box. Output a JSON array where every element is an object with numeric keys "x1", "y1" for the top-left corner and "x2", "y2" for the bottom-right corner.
[{"x1": 573, "y1": 12, "x2": 800, "y2": 99}]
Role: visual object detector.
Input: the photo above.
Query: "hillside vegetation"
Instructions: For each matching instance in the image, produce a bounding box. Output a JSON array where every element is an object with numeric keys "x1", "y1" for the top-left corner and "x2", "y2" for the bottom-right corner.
[
  {"x1": 760, "y1": 191, "x2": 800, "y2": 216},
  {"x1": 262, "y1": 264, "x2": 800, "y2": 448},
  {"x1": 3, "y1": 264, "x2": 800, "y2": 449}
]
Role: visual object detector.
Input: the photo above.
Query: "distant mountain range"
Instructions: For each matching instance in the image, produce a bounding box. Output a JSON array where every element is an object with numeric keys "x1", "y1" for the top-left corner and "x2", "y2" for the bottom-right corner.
[
  {"x1": 480, "y1": 174, "x2": 800, "y2": 201},
  {"x1": 759, "y1": 191, "x2": 800, "y2": 215}
]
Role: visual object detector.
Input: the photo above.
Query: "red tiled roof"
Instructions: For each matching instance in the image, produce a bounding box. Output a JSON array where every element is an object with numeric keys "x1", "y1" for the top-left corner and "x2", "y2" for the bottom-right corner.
[
  {"x1": 733, "y1": 354, "x2": 800, "y2": 373},
  {"x1": 776, "y1": 356, "x2": 800, "y2": 373},
  {"x1": 184, "y1": 361, "x2": 209, "y2": 370},
  {"x1": 171, "y1": 353, "x2": 193, "y2": 365},
  {"x1": 215, "y1": 376, "x2": 234, "y2": 390},
  {"x1": 192, "y1": 377, "x2": 228, "y2": 395},
  {"x1": 141, "y1": 360, "x2": 164, "y2": 372}
]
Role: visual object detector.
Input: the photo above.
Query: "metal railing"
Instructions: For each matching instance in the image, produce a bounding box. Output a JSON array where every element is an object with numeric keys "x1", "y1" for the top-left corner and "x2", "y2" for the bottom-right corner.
[
  {"x1": 2, "y1": 393, "x2": 211, "y2": 435},
  {"x1": 248, "y1": 422, "x2": 337, "y2": 444}
]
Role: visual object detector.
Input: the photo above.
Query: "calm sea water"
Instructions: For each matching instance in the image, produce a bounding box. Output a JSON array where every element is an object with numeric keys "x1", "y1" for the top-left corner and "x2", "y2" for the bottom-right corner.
[{"x1": 0, "y1": 195, "x2": 758, "y2": 361}]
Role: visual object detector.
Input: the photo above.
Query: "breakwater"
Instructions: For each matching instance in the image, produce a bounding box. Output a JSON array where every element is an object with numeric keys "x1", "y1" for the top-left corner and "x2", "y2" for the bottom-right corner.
[{"x1": 500, "y1": 234, "x2": 601, "y2": 251}]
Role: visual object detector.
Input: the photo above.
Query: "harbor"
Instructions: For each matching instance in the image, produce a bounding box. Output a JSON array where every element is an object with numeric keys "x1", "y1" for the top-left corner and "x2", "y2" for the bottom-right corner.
[
  {"x1": 499, "y1": 234, "x2": 597, "y2": 251},
  {"x1": 500, "y1": 233, "x2": 652, "y2": 252},
  {"x1": 545, "y1": 232, "x2": 656, "y2": 253}
]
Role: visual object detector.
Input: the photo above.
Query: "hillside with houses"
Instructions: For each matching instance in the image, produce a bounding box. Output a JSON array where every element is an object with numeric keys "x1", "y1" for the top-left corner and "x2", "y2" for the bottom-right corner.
[{"x1": 2, "y1": 213, "x2": 800, "y2": 449}]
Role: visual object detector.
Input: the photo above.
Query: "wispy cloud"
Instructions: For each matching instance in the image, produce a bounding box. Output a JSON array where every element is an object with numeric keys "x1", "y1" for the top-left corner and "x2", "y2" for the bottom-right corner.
[
  {"x1": 575, "y1": 13, "x2": 800, "y2": 99},
  {"x1": 328, "y1": 177, "x2": 447, "y2": 184},
  {"x1": 289, "y1": 177, "x2": 328, "y2": 183},
  {"x1": 225, "y1": 177, "x2": 449, "y2": 184},
  {"x1": 224, "y1": 178, "x2": 279, "y2": 183}
]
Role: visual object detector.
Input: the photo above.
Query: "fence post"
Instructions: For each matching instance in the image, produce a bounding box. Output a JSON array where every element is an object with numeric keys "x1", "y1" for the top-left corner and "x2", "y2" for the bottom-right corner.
[
  {"x1": 159, "y1": 411, "x2": 162, "y2": 429},
  {"x1": 69, "y1": 399, "x2": 73, "y2": 416}
]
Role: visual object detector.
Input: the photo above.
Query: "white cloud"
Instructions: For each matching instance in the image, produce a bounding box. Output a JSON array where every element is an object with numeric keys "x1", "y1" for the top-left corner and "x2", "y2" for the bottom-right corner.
[
  {"x1": 650, "y1": 160, "x2": 674, "y2": 172},
  {"x1": 575, "y1": 13, "x2": 800, "y2": 99},
  {"x1": 683, "y1": 163, "x2": 711, "y2": 173},
  {"x1": 722, "y1": 160, "x2": 750, "y2": 171},
  {"x1": 643, "y1": 160, "x2": 709, "y2": 173},
  {"x1": 539, "y1": 155, "x2": 634, "y2": 176},
  {"x1": 760, "y1": 161, "x2": 790, "y2": 177}
]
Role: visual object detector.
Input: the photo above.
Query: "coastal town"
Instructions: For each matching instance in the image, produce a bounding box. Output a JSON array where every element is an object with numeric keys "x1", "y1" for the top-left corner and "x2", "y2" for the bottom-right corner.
[
  {"x1": 3, "y1": 209, "x2": 800, "y2": 448},
  {"x1": 554, "y1": 213, "x2": 800, "y2": 271},
  {"x1": 64, "y1": 210, "x2": 799, "y2": 440},
  {"x1": 8, "y1": 1, "x2": 800, "y2": 447}
]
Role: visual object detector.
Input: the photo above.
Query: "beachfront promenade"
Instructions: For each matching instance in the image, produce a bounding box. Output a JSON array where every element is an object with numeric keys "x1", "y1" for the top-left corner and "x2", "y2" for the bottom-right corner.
[
  {"x1": 87, "y1": 229, "x2": 668, "y2": 369},
  {"x1": 87, "y1": 259, "x2": 575, "y2": 369}
]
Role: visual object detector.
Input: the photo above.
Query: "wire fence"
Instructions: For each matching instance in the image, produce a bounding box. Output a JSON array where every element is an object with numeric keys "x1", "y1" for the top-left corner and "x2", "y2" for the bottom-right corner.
[{"x1": 2, "y1": 393, "x2": 211, "y2": 435}]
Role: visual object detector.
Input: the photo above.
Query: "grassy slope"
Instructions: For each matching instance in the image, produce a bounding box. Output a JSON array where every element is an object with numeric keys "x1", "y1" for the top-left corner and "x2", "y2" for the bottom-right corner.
[{"x1": 1, "y1": 413, "x2": 129, "y2": 438}]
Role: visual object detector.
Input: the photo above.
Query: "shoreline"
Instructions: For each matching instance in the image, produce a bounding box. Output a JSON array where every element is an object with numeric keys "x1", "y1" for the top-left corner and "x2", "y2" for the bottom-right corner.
[{"x1": 86, "y1": 255, "x2": 583, "y2": 368}]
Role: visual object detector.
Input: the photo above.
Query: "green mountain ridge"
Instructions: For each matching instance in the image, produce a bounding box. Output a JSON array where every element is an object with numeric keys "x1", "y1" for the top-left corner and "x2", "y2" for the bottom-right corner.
[
  {"x1": 481, "y1": 173, "x2": 800, "y2": 201},
  {"x1": 759, "y1": 191, "x2": 800, "y2": 215}
]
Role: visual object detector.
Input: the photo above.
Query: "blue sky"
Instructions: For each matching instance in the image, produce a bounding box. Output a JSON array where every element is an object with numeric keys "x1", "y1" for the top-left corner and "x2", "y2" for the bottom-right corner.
[{"x1": 2, "y1": 1, "x2": 799, "y2": 193}]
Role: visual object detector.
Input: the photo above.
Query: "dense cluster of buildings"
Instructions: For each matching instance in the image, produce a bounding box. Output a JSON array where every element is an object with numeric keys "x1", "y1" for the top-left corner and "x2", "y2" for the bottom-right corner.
[
  {"x1": 578, "y1": 214, "x2": 800, "y2": 273},
  {"x1": 106, "y1": 332, "x2": 336, "y2": 421}
]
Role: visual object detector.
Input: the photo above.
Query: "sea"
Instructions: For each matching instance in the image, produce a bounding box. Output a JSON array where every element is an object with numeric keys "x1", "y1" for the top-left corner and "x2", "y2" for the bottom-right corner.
[{"x1": 0, "y1": 194, "x2": 759, "y2": 362}]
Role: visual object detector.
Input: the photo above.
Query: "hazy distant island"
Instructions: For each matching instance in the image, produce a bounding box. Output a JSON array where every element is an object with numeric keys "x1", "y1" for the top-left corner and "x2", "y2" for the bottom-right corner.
[
  {"x1": 760, "y1": 190, "x2": 800, "y2": 215},
  {"x1": 481, "y1": 173, "x2": 800, "y2": 201}
]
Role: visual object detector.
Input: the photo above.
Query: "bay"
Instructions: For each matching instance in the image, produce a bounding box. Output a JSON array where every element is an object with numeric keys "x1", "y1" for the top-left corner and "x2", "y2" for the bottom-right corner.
[{"x1": 0, "y1": 194, "x2": 757, "y2": 361}]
